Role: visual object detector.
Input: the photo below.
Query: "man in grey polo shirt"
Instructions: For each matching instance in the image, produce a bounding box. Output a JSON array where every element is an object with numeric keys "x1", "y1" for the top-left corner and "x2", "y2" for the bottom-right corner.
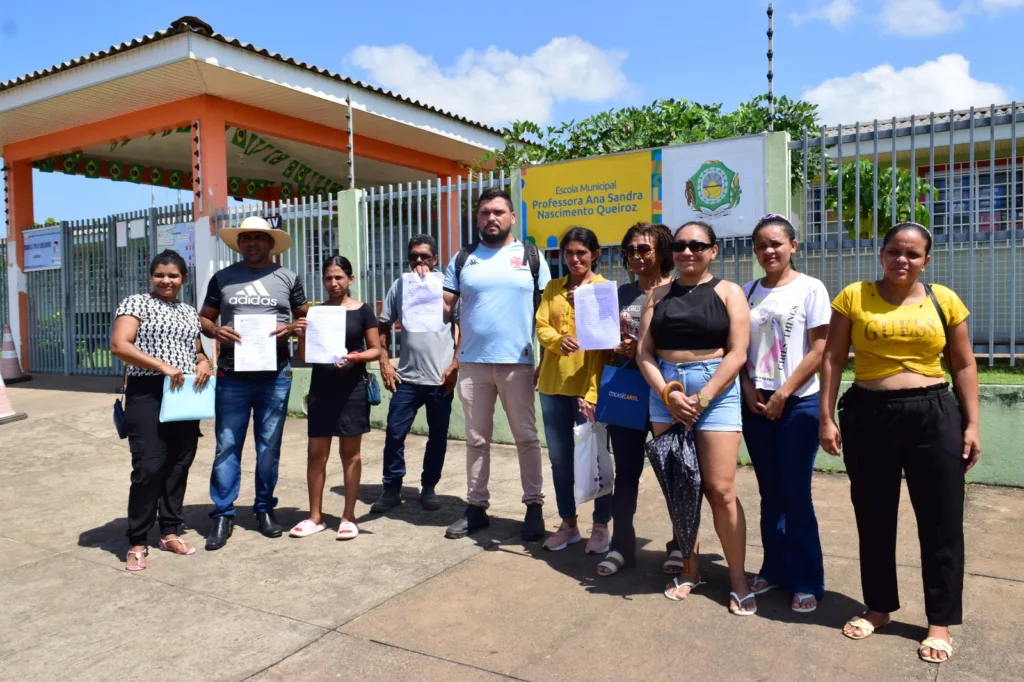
[{"x1": 371, "y1": 234, "x2": 460, "y2": 513}]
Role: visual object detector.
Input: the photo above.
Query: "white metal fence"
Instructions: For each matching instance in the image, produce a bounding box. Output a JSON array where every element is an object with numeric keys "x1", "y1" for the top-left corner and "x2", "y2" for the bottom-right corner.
[
  {"x1": 212, "y1": 195, "x2": 339, "y2": 305},
  {"x1": 792, "y1": 103, "x2": 1023, "y2": 363},
  {"x1": 360, "y1": 172, "x2": 512, "y2": 309},
  {"x1": 24, "y1": 204, "x2": 194, "y2": 375}
]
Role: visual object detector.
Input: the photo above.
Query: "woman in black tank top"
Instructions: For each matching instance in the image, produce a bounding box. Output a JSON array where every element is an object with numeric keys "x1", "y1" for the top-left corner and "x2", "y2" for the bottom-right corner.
[{"x1": 637, "y1": 221, "x2": 755, "y2": 616}]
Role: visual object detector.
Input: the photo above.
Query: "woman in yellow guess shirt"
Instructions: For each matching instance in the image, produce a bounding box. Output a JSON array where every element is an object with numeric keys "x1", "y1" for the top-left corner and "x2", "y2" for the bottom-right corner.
[
  {"x1": 535, "y1": 227, "x2": 610, "y2": 554},
  {"x1": 819, "y1": 222, "x2": 980, "y2": 665}
]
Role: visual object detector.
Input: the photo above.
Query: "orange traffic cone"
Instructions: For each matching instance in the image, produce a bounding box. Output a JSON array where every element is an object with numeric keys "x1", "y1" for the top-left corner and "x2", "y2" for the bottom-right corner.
[
  {"x1": 0, "y1": 373, "x2": 27, "y2": 425},
  {"x1": 1, "y1": 324, "x2": 30, "y2": 384}
]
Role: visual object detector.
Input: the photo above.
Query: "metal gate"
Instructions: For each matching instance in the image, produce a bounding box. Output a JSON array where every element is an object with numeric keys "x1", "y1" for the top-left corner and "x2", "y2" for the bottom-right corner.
[{"x1": 24, "y1": 204, "x2": 195, "y2": 375}]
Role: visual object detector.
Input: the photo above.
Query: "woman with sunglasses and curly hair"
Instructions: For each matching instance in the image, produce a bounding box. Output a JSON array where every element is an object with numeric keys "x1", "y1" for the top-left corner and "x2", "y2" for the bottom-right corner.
[
  {"x1": 820, "y1": 222, "x2": 979, "y2": 664},
  {"x1": 637, "y1": 221, "x2": 754, "y2": 616}
]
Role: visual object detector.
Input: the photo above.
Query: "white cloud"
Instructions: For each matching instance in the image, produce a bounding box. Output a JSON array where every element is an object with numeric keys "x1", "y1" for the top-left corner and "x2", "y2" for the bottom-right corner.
[
  {"x1": 792, "y1": 0, "x2": 858, "y2": 27},
  {"x1": 346, "y1": 38, "x2": 631, "y2": 127},
  {"x1": 880, "y1": 0, "x2": 969, "y2": 35},
  {"x1": 802, "y1": 54, "x2": 1009, "y2": 124},
  {"x1": 978, "y1": 0, "x2": 1024, "y2": 9}
]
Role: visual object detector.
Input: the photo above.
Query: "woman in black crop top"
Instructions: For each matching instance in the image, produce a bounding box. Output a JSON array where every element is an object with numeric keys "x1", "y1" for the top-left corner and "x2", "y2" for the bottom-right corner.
[
  {"x1": 637, "y1": 221, "x2": 754, "y2": 615},
  {"x1": 293, "y1": 255, "x2": 381, "y2": 541}
]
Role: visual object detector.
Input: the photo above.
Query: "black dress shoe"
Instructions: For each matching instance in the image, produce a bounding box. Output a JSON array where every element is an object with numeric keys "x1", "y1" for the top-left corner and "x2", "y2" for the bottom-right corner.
[
  {"x1": 205, "y1": 517, "x2": 234, "y2": 551},
  {"x1": 370, "y1": 488, "x2": 403, "y2": 514},
  {"x1": 521, "y1": 503, "x2": 545, "y2": 542},
  {"x1": 444, "y1": 505, "x2": 489, "y2": 539},
  {"x1": 420, "y1": 485, "x2": 441, "y2": 511},
  {"x1": 256, "y1": 511, "x2": 283, "y2": 538}
]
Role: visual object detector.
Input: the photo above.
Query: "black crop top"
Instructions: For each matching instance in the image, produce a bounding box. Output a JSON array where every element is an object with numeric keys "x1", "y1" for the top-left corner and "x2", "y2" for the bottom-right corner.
[{"x1": 650, "y1": 278, "x2": 730, "y2": 350}]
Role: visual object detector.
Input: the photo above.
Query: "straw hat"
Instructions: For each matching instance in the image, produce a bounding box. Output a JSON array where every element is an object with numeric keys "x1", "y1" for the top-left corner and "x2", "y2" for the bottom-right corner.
[{"x1": 219, "y1": 216, "x2": 292, "y2": 256}]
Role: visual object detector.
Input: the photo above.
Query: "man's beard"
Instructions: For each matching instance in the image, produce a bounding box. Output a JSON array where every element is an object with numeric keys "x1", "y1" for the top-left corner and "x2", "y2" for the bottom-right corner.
[{"x1": 479, "y1": 224, "x2": 512, "y2": 245}]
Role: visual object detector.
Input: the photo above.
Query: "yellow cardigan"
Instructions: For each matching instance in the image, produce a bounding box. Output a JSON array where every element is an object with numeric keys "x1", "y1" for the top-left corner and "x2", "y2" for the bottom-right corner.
[{"x1": 535, "y1": 275, "x2": 607, "y2": 404}]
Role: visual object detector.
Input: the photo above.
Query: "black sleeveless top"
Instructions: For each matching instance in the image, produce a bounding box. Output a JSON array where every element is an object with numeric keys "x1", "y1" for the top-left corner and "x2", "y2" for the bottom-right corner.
[{"x1": 650, "y1": 278, "x2": 730, "y2": 350}]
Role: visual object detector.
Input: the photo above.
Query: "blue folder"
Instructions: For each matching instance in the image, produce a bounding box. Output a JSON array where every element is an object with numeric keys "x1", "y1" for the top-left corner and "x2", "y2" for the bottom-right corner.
[{"x1": 159, "y1": 375, "x2": 216, "y2": 422}]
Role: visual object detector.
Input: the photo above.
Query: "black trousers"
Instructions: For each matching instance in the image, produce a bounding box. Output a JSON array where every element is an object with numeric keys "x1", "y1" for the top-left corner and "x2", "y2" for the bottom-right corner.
[
  {"x1": 838, "y1": 383, "x2": 965, "y2": 626},
  {"x1": 608, "y1": 424, "x2": 648, "y2": 566},
  {"x1": 124, "y1": 375, "x2": 200, "y2": 545}
]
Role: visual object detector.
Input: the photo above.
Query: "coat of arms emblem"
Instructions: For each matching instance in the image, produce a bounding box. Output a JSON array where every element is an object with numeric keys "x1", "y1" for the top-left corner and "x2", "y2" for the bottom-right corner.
[{"x1": 685, "y1": 160, "x2": 742, "y2": 218}]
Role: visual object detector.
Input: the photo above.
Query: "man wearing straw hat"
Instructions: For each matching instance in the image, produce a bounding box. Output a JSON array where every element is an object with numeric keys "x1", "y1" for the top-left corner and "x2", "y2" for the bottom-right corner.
[{"x1": 199, "y1": 216, "x2": 308, "y2": 551}]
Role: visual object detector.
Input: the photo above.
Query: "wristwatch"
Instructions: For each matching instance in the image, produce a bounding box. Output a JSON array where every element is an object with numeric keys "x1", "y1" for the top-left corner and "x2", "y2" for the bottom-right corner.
[{"x1": 696, "y1": 390, "x2": 710, "y2": 410}]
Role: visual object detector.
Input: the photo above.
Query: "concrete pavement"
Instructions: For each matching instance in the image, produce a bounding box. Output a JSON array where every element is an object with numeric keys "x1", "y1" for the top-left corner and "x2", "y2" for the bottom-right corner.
[{"x1": 1, "y1": 375, "x2": 1022, "y2": 681}]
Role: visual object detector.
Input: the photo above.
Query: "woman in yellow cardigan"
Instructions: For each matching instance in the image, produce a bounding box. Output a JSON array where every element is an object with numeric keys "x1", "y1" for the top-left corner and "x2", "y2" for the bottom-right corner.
[{"x1": 535, "y1": 226, "x2": 610, "y2": 554}]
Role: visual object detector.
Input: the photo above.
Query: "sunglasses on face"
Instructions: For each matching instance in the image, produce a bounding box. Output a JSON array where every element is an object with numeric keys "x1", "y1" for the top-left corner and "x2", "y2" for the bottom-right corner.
[
  {"x1": 408, "y1": 252, "x2": 434, "y2": 263},
  {"x1": 624, "y1": 244, "x2": 654, "y2": 257},
  {"x1": 671, "y1": 240, "x2": 713, "y2": 254}
]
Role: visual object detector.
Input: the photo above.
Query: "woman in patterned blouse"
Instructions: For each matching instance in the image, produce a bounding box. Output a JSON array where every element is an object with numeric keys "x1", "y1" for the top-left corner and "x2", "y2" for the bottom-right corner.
[{"x1": 110, "y1": 250, "x2": 213, "y2": 571}]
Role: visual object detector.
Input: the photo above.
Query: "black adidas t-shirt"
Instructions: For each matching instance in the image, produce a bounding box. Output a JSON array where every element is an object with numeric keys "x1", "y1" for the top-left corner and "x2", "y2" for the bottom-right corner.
[{"x1": 204, "y1": 262, "x2": 306, "y2": 372}]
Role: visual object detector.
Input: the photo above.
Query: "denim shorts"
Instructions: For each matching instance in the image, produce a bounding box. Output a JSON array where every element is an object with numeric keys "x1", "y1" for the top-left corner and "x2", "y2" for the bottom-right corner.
[{"x1": 648, "y1": 357, "x2": 742, "y2": 431}]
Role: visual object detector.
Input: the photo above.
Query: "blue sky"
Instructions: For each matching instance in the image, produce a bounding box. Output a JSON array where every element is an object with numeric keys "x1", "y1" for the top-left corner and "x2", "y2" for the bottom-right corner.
[{"x1": 1, "y1": 0, "x2": 1022, "y2": 231}]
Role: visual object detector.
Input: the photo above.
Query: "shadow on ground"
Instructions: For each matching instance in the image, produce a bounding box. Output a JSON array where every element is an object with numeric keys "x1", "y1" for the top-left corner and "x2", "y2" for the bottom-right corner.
[{"x1": 78, "y1": 504, "x2": 307, "y2": 559}]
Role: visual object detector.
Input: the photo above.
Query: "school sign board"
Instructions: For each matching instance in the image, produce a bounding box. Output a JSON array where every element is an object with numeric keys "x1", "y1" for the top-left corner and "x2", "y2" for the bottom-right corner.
[
  {"x1": 23, "y1": 226, "x2": 63, "y2": 272},
  {"x1": 522, "y1": 135, "x2": 767, "y2": 247}
]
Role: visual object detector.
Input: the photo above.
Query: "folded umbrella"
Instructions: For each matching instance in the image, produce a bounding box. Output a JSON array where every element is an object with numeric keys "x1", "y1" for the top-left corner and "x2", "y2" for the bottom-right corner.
[{"x1": 644, "y1": 424, "x2": 702, "y2": 556}]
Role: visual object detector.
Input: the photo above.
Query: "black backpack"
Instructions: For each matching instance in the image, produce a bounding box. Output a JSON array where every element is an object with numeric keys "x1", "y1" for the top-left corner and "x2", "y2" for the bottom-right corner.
[{"x1": 453, "y1": 240, "x2": 543, "y2": 311}]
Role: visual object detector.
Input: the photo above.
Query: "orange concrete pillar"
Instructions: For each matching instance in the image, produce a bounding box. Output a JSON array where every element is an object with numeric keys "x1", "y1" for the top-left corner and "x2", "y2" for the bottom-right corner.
[
  {"x1": 191, "y1": 99, "x2": 230, "y2": 331},
  {"x1": 5, "y1": 160, "x2": 34, "y2": 371},
  {"x1": 192, "y1": 99, "x2": 228, "y2": 219}
]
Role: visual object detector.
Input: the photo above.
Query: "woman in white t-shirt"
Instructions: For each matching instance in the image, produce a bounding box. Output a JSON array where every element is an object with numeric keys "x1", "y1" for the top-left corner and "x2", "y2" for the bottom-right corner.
[{"x1": 740, "y1": 214, "x2": 831, "y2": 614}]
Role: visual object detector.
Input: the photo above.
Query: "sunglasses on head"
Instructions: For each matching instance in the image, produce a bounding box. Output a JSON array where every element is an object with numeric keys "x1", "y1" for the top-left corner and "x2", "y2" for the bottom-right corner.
[
  {"x1": 671, "y1": 239, "x2": 713, "y2": 254},
  {"x1": 624, "y1": 244, "x2": 654, "y2": 257}
]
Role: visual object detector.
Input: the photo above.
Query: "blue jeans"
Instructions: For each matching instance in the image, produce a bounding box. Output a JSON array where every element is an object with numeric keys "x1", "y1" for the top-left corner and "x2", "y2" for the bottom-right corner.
[
  {"x1": 209, "y1": 366, "x2": 292, "y2": 518},
  {"x1": 649, "y1": 357, "x2": 742, "y2": 431},
  {"x1": 742, "y1": 391, "x2": 825, "y2": 598},
  {"x1": 382, "y1": 382, "x2": 453, "y2": 490},
  {"x1": 540, "y1": 393, "x2": 612, "y2": 523}
]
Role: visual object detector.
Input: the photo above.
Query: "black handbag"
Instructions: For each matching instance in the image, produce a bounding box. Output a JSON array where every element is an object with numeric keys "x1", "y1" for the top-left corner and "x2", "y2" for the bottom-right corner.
[{"x1": 113, "y1": 371, "x2": 128, "y2": 439}]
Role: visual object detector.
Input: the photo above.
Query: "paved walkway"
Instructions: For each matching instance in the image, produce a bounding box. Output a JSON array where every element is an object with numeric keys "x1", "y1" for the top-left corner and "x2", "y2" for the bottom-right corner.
[{"x1": 1, "y1": 375, "x2": 1022, "y2": 681}]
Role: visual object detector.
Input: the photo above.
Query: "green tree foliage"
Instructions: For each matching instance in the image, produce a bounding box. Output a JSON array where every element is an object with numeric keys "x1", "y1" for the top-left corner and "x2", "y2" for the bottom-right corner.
[
  {"x1": 479, "y1": 95, "x2": 819, "y2": 187},
  {"x1": 823, "y1": 160, "x2": 935, "y2": 238},
  {"x1": 479, "y1": 94, "x2": 933, "y2": 230}
]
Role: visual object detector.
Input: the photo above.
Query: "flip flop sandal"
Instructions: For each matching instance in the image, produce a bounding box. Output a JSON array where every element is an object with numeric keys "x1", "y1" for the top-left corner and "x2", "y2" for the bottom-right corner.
[
  {"x1": 336, "y1": 521, "x2": 359, "y2": 541},
  {"x1": 597, "y1": 551, "x2": 626, "y2": 577},
  {"x1": 749, "y1": 575, "x2": 778, "y2": 595},
  {"x1": 842, "y1": 615, "x2": 889, "y2": 640},
  {"x1": 289, "y1": 519, "x2": 328, "y2": 538},
  {"x1": 792, "y1": 593, "x2": 818, "y2": 613},
  {"x1": 664, "y1": 576, "x2": 704, "y2": 601},
  {"x1": 663, "y1": 550, "x2": 685, "y2": 575},
  {"x1": 125, "y1": 548, "x2": 148, "y2": 572},
  {"x1": 729, "y1": 591, "x2": 758, "y2": 616},
  {"x1": 159, "y1": 537, "x2": 196, "y2": 555},
  {"x1": 918, "y1": 637, "x2": 953, "y2": 663}
]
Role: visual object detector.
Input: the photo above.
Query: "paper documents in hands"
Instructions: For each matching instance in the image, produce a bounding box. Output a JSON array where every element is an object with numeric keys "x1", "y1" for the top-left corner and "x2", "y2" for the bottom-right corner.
[
  {"x1": 233, "y1": 314, "x2": 278, "y2": 371},
  {"x1": 574, "y1": 281, "x2": 621, "y2": 351},
  {"x1": 401, "y1": 272, "x2": 445, "y2": 333},
  {"x1": 305, "y1": 306, "x2": 348, "y2": 364}
]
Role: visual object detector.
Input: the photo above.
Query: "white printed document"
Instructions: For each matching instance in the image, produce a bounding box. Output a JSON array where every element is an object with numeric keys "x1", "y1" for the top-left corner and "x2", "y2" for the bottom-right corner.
[
  {"x1": 575, "y1": 281, "x2": 621, "y2": 351},
  {"x1": 233, "y1": 314, "x2": 278, "y2": 371},
  {"x1": 304, "y1": 306, "x2": 348, "y2": 364},
  {"x1": 401, "y1": 272, "x2": 445, "y2": 333}
]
